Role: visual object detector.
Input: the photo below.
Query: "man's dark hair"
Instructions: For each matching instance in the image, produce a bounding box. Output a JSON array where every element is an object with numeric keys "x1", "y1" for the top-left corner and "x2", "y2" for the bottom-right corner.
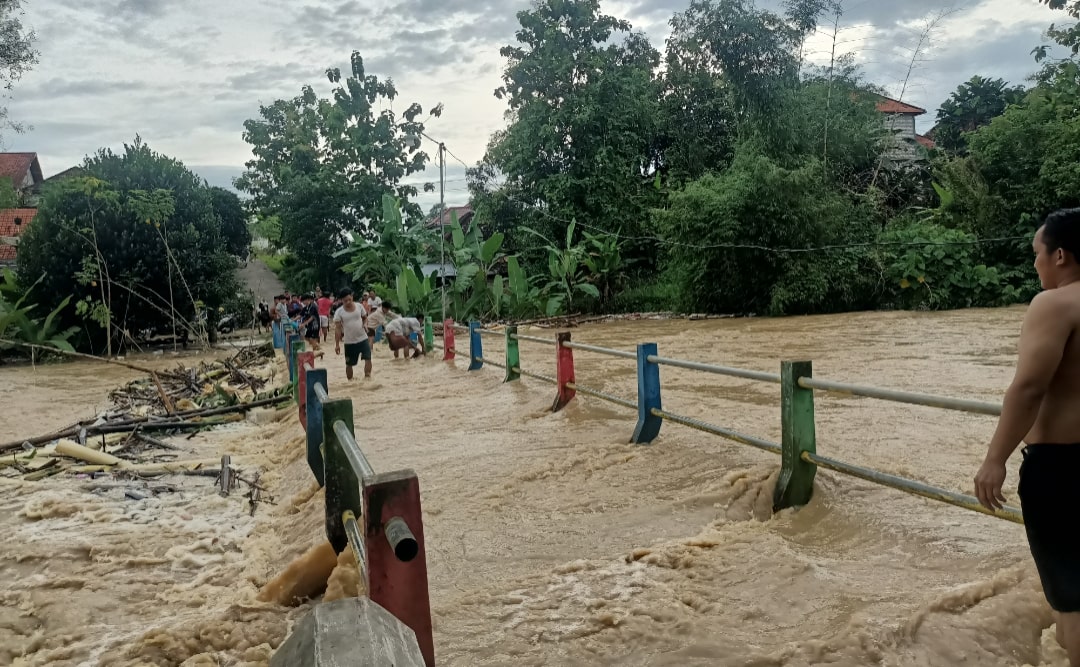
[
  {"x1": 303, "y1": 293, "x2": 314, "y2": 301},
  {"x1": 1042, "y1": 208, "x2": 1080, "y2": 259},
  {"x1": 414, "y1": 313, "x2": 425, "y2": 321},
  {"x1": 274, "y1": 294, "x2": 285, "y2": 301},
  {"x1": 338, "y1": 288, "x2": 353, "y2": 299},
  {"x1": 381, "y1": 301, "x2": 392, "y2": 310}
]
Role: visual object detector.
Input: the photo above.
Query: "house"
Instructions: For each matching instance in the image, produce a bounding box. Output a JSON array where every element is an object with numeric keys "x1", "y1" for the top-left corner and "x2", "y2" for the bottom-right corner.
[
  {"x1": 0, "y1": 207, "x2": 36, "y2": 266},
  {"x1": 425, "y1": 205, "x2": 474, "y2": 232},
  {"x1": 0, "y1": 152, "x2": 44, "y2": 204},
  {"x1": 41, "y1": 166, "x2": 85, "y2": 188},
  {"x1": 874, "y1": 97, "x2": 936, "y2": 163},
  {"x1": 421, "y1": 205, "x2": 474, "y2": 285}
]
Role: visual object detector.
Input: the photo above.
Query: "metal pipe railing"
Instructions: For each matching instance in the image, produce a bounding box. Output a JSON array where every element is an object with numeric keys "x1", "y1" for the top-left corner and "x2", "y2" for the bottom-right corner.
[
  {"x1": 798, "y1": 377, "x2": 1001, "y2": 416},
  {"x1": 342, "y1": 510, "x2": 368, "y2": 571},
  {"x1": 802, "y1": 451, "x2": 1022, "y2": 523},
  {"x1": 510, "y1": 333, "x2": 557, "y2": 346},
  {"x1": 651, "y1": 408, "x2": 782, "y2": 455},
  {"x1": 513, "y1": 366, "x2": 557, "y2": 384},
  {"x1": 334, "y1": 419, "x2": 376, "y2": 479},
  {"x1": 647, "y1": 355, "x2": 782, "y2": 384},
  {"x1": 564, "y1": 382, "x2": 637, "y2": 410},
  {"x1": 562, "y1": 340, "x2": 636, "y2": 360},
  {"x1": 474, "y1": 356, "x2": 506, "y2": 369},
  {"x1": 314, "y1": 382, "x2": 329, "y2": 404}
]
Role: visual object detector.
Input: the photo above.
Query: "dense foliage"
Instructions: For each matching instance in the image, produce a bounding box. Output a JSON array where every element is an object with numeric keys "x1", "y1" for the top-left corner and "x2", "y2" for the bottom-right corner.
[
  {"x1": 17, "y1": 139, "x2": 240, "y2": 354},
  {"x1": 237, "y1": 52, "x2": 440, "y2": 290},
  {"x1": 244, "y1": 0, "x2": 1080, "y2": 320}
]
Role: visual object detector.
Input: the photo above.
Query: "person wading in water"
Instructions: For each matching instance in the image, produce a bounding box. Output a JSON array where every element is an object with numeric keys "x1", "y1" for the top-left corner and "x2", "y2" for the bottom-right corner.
[
  {"x1": 333, "y1": 288, "x2": 371, "y2": 380},
  {"x1": 976, "y1": 208, "x2": 1080, "y2": 665}
]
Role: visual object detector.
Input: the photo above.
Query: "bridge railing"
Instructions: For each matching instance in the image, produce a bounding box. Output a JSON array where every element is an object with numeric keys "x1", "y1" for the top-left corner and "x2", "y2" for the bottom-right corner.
[
  {"x1": 276, "y1": 333, "x2": 433, "y2": 666},
  {"x1": 436, "y1": 320, "x2": 1022, "y2": 525}
]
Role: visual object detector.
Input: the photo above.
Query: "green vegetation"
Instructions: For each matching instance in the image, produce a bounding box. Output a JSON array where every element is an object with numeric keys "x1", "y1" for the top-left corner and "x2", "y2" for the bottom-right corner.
[
  {"x1": 232, "y1": 0, "x2": 1080, "y2": 320},
  {"x1": 17, "y1": 139, "x2": 241, "y2": 354}
]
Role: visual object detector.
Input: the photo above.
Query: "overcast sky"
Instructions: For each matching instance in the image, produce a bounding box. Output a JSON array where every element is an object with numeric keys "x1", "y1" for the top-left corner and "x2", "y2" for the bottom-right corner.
[{"x1": 3, "y1": 0, "x2": 1061, "y2": 210}]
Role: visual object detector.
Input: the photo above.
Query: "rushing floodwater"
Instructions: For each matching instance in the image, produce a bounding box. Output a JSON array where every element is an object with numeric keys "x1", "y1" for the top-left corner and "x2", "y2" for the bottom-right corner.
[{"x1": 0, "y1": 307, "x2": 1069, "y2": 666}]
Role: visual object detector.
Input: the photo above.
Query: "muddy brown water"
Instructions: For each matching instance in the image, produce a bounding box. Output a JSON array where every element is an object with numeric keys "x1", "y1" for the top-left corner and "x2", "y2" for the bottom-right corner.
[{"x1": 0, "y1": 307, "x2": 1069, "y2": 666}]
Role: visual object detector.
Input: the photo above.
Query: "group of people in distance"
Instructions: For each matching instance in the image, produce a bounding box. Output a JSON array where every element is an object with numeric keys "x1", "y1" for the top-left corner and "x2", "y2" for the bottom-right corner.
[{"x1": 266, "y1": 287, "x2": 426, "y2": 380}]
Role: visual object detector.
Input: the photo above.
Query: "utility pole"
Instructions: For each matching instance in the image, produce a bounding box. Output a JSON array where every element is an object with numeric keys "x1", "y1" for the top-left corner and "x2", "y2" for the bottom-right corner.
[{"x1": 439, "y1": 142, "x2": 447, "y2": 324}]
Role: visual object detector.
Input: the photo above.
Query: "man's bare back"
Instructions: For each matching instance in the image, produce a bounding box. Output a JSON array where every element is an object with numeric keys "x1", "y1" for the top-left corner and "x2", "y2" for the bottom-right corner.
[{"x1": 1026, "y1": 282, "x2": 1080, "y2": 444}]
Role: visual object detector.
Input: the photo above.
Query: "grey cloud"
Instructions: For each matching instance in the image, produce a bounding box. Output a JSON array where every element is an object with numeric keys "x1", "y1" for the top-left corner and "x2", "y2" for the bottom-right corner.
[
  {"x1": 222, "y1": 62, "x2": 323, "y2": 93},
  {"x1": 190, "y1": 165, "x2": 243, "y2": 190},
  {"x1": 17, "y1": 78, "x2": 151, "y2": 100}
]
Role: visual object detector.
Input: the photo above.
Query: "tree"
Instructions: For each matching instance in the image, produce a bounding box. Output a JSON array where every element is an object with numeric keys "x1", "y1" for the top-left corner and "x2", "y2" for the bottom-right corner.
[
  {"x1": 665, "y1": 0, "x2": 832, "y2": 153},
  {"x1": 489, "y1": 0, "x2": 663, "y2": 272},
  {"x1": 0, "y1": 0, "x2": 37, "y2": 138},
  {"x1": 654, "y1": 148, "x2": 876, "y2": 316},
  {"x1": 237, "y1": 51, "x2": 440, "y2": 290},
  {"x1": 17, "y1": 139, "x2": 239, "y2": 353},
  {"x1": 209, "y1": 186, "x2": 251, "y2": 258},
  {"x1": 933, "y1": 76, "x2": 1026, "y2": 154}
]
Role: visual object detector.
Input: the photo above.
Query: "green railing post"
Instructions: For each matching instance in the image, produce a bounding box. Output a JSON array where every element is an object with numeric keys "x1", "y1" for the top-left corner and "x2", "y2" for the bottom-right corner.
[
  {"x1": 289, "y1": 339, "x2": 306, "y2": 404},
  {"x1": 322, "y1": 398, "x2": 360, "y2": 554},
  {"x1": 423, "y1": 317, "x2": 434, "y2": 353},
  {"x1": 504, "y1": 326, "x2": 521, "y2": 382},
  {"x1": 774, "y1": 360, "x2": 817, "y2": 512}
]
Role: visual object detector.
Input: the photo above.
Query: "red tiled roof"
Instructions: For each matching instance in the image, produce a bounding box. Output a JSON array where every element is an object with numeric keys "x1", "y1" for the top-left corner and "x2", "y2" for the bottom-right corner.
[
  {"x1": 915, "y1": 134, "x2": 936, "y2": 149},
  {"x1": 426, "y1": 205, "x2": 474, "y2": 229},
  {"x1": 875, "y1": 98, "x2": 927, "y2": 115},
  {"x1": 0, "y1": 152, "x2": 42, "y2": 186},
  {"x1": 0, "y1": 207, "x2": 37, "y2": 260}
]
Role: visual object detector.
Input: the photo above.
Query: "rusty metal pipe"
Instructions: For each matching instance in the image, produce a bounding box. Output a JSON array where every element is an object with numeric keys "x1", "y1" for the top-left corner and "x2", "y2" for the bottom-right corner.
[{"x1": 384, "y1": 516, "x2": 419, "y2": 562}]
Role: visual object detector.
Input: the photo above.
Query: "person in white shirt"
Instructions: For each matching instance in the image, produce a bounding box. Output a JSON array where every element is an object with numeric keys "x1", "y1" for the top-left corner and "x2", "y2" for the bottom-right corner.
[
  {"x1": 333, "y1": 289, "x2": 371, "y2": 380},
  {"x1": 384, "y1": 314, "x2": 425, "y2": 359},
  {"x1": 366, "y1": 291, "x2": 382, "y2": 311},
  {"x1": 364, "y1": 301, "x2": 398, "y2": 348}
]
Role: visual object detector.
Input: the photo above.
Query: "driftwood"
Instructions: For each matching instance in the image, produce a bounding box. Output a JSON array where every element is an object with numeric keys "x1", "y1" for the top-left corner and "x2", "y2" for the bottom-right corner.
[
  {"x1": 0, "y1": 393, "x2": 291, "y2": 454},
  {"x1": 0, "y1": 338, "x2": 169, "y2": 375}
]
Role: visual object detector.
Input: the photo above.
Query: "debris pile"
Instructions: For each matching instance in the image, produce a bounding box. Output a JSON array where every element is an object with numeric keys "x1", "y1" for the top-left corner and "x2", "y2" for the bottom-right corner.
[
  {"x1": 109, "y1": 343, "x2": 277, "y2": 414},
  {"x1": 0, "y1": 343, "x2": 287, "y2": 512}
]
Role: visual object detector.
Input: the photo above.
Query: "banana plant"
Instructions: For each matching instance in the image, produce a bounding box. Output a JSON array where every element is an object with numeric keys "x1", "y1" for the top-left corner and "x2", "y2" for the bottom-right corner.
[
  {"x1": 338, "y1": 194, "x2": 435, "y2": 286},
  {"x1": 444, "y1": 210, "x2": 509, "y2": 321},
  {"x1": 521, "y1": 220, "x2": 601, "y2": 316},
  {"x1": 394, "y1": 267, "x2": 439, "y2": 317}
]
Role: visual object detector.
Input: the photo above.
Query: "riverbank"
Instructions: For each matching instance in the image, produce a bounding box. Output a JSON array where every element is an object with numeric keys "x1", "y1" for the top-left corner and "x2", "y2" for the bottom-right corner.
[{"x1": 1, "y1": 306, "x2": 1070, "y2": 666}]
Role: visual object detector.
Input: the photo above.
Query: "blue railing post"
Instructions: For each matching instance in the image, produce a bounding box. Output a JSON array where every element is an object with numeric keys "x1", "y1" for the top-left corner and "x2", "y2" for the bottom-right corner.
[
  {"x1": 774, "y1": 360, "x2": 817, "y2": 511},
  {"x1": 468, "y1": 321, "x2": 483, "y2": 371},
  {"x1": 631, "y1": 343, "x2": 663, "y2": 444},
  {"x1": 305, "y1": 368, "x2": 328, "y2": 486}
]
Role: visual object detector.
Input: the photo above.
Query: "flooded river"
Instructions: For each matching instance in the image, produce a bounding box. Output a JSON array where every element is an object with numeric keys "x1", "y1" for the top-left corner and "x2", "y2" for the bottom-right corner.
[{"x1": 0, "y1": 307, "x2": 1069, "y2": 666}]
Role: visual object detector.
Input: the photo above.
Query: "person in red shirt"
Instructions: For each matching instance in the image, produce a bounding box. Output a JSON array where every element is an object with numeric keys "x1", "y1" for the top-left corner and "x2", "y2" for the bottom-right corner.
[{"x1": 315, "y1": 289, "x2": 333, "y2": 342}]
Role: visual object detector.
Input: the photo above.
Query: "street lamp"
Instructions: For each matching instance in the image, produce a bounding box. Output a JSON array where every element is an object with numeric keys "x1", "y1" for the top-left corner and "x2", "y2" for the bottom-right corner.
[{"x1": 406, "y1": 130, "x2": 448, "y2": 325}]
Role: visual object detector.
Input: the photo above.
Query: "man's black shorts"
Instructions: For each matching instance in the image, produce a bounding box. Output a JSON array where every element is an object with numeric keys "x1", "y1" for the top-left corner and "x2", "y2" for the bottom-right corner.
[
  {"x1": 343, "y1": 340, "x2": 371, "y2": 367},
  {"x1": 1019, "y1": 444, "x2": 1080, "y2": 612}
]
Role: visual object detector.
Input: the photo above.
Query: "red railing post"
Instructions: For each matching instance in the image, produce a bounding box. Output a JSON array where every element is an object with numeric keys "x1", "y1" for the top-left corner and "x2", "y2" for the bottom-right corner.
[
  {"x1": 553, "y1": 331, "x2": 576, "y2": 412},
  {"x1": 443, "y1": 319, "x2": 456, "y2": 361},
  {"x1": 297, "y1": 352, "x2": 315, "y2": 429},
  {"x1": 363, "y1": 469, "x2": 434, "y2": 667}
]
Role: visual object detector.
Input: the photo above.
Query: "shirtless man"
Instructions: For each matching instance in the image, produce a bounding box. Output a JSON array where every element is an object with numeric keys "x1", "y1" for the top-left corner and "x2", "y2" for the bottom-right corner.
[{"x1": 975, "y1": 208, "x2": 1080, "y2": 665}]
